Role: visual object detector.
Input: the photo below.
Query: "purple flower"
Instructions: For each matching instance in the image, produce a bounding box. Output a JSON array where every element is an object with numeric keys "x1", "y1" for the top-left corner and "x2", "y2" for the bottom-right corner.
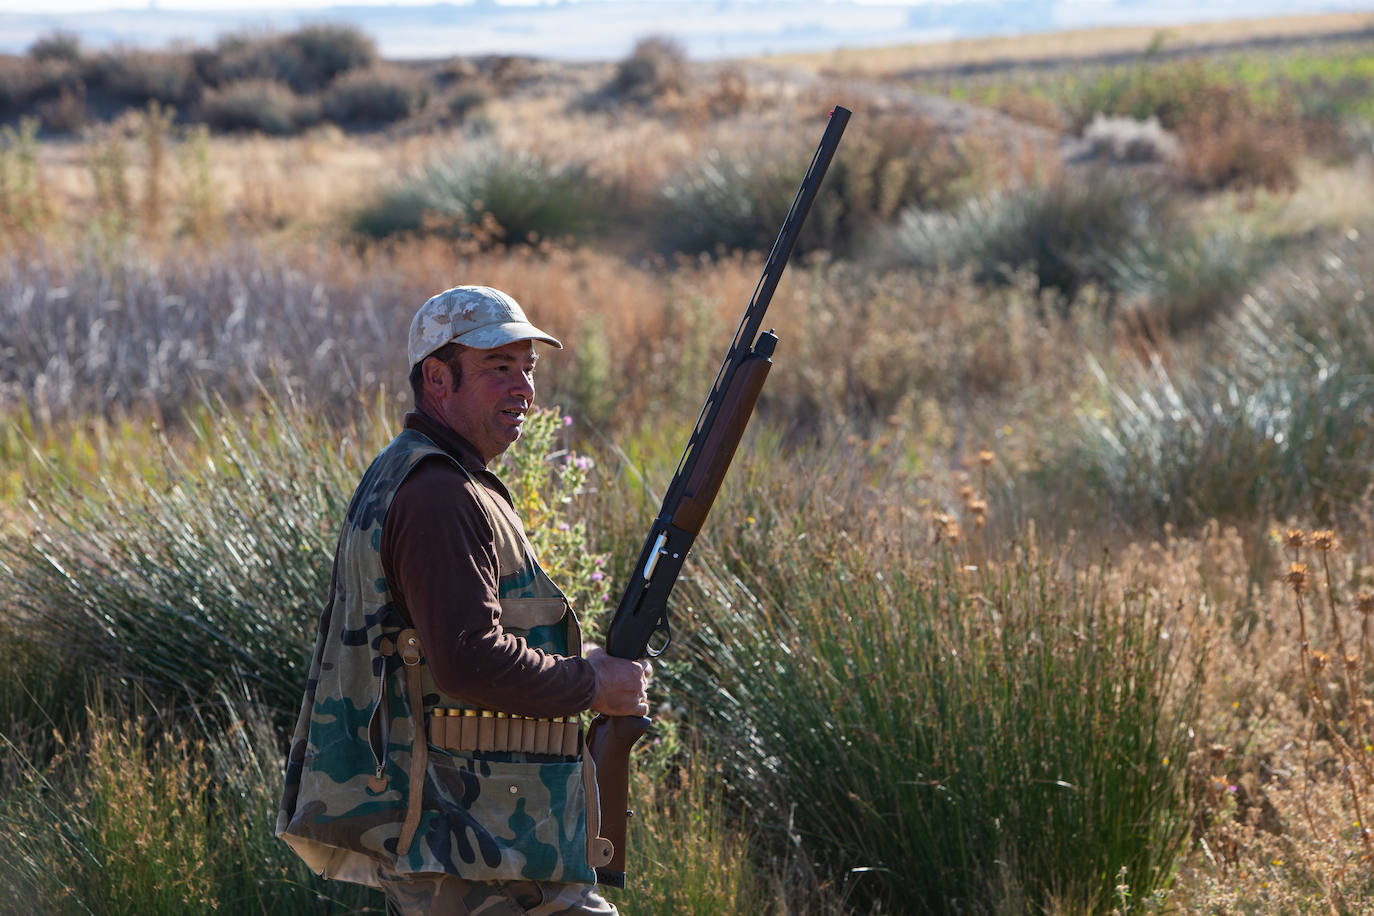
[
  {"x1": 562, "y1": 415, "x2": 573, "y2": 427},
  {"x1": 591, "y1": 572, "x2": 604, "y2": 582}
]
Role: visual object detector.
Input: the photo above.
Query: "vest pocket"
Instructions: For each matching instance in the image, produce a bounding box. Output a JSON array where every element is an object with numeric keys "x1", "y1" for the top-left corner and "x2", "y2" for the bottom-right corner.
[{"x1": 423, "y1": 753, "x2": 595, "y2": 884}]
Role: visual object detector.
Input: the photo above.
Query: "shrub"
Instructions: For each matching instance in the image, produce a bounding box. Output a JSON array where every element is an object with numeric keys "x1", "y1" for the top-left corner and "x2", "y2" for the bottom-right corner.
[
  {"x1": 1179, "y1": 111, "x2": 1301, "y2": 192},
  {"x1": 206, "y1": 23, "x2": 376, "y2": 94},
  {"x1": 287, "y1": 23, "x2": 378, "y2": 90},
  {"x1": 886, "y1": 174, "x2": 1172, "y2": 302},
  {"x1": 818, "y1": 112, "x2": 980, "y2": 250},
  {"x1": 93, "y1": 47, "x2": 199, "y2": 106},
  {"x1": 205, "y1": 24, "x2": 376, "y2": 94},
  {"x1": 27, "y1": 30, "x2": 83, "y2": 64},
  {"x1": 1066, "y1": 350, "x2": 1374, "y2": 533},
  {"x1": 1113, "y1": 225, "x2": 1265, "y2": 336},
  {"x1": 446, "y1": 84, "x2": 490, "y2": 121},
  {"x1": 656, "y1": 147, "x2": 802, "y2": 254},
  {"x1": 36, "y1": 83, "x2": 88, "y2": 134},
  {"x1": 352, "y1": 147, "x2": 610, "y2": 244},
  {"x1": 198, "y1": 78, "x2": 299, "y2": 134},
  {"x1": 1067, "y1": 59, "x2": 1240, "y2": 132},
  {"x1": 321, "y1": 64, "x2": 426, "y2": 125},
  {"x1": 1062, "y1": 242, "x2": 1374, "y2": 531},
  {"x1": 607, "y1": 35, "x2": 687, "y2": 101}
]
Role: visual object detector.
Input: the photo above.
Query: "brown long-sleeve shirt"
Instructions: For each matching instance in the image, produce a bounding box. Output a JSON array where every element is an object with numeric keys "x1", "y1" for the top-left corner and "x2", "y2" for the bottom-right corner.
[{"x1": 380, "y1": 410, "x2": 598, "y2": 718}]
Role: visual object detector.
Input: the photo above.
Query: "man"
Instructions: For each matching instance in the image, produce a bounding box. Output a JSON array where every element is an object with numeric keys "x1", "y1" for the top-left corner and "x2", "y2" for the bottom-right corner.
[{"x1": 277, "y1": 285, "x2": 649, "y2": 915}]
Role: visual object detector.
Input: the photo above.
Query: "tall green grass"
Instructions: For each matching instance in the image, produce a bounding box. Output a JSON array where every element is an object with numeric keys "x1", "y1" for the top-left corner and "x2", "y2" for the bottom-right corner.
[
  {"x1": 0, "y1": 394, "x2": 606, "y2": 719},
  {"x1": 0, "y1": 694, "x2": 382, "y2": 914},
  {"x1": 672, "y1": 536, "x2": 1201, "y2": 914}
]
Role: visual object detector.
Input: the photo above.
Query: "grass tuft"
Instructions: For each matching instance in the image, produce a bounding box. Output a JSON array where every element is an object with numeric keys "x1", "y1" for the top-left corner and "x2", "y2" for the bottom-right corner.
[{"x1": 673, "y1": 530, "x2": 1201, "y2": 913}]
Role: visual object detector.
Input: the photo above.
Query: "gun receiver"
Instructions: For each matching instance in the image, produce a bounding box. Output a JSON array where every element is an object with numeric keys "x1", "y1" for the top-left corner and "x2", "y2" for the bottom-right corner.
[{"x1": 586, "y1": 105, "x2": 850, "y2": 888}]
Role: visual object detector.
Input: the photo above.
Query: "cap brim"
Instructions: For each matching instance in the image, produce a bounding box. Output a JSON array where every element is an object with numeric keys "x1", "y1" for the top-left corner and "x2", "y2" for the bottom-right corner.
[{"x1": 454, "y1": 321, "x2": 563, "y2": 350}]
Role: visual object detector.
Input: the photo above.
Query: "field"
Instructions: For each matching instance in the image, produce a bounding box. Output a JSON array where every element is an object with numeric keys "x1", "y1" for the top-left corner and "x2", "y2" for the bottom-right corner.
[{"x1": 3, "y1": 11, "x2": 1374, "y2": 914}]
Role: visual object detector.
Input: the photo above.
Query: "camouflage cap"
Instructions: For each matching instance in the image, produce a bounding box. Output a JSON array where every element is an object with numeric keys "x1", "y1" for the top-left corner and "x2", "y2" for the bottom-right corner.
[{"x1": 408, "y1": 286, "x2": 562, "y2": 368}]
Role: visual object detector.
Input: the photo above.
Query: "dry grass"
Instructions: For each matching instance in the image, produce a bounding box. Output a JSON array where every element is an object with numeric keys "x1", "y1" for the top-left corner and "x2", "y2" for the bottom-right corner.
[
  {"x1": 30, "y1": 125, "x2": 438, "y2": 237},
  {"x1": 767, "y1": 11, "x2": 1374, "y2": 77}
]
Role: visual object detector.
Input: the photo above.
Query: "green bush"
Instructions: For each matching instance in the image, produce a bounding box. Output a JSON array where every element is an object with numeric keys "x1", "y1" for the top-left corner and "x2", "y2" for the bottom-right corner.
[
  {"x1": 673, "y1": 532, "x2": 1201, "y2": 913},
  {"x1": 27, "y1": 30, "x2": 83, "y2": 64},
  {"x1": 321, "y1": 64, "x2": 426, "y2": 125},
  {"x1": 1063, "y1": 237, "x2": 1374, "y2": 531},
  {"x1": 352, "y1": 147, "x2": 610, "y2": 244},
  {"x1": 1065, "y1": 59, "x2": 1242, "y2": 132},
  {"x1": 205, "y1": 24, "x2": 376, "y2": 94},
  {"x1": 656, "y1": 147, "x2": 802, "y2": 254},
  {"x1": 666, "y1": 112, "x2": 983, "y2": 258},
  {"x1": 199, "y1": 78, "x2": 299, "y2": 134},
  {"x1": 886, "y1": 174, "x2": 1172, "y2": 302},
  {"x1": 1111, "y1": 225, "x2": 1266, "y2": 335},
  {"x1": 288, "y1": 23, "x2": 378, "y2": 90},
  {"x1": 94, "y1": 47, "x2": 199, "y2": 106}
]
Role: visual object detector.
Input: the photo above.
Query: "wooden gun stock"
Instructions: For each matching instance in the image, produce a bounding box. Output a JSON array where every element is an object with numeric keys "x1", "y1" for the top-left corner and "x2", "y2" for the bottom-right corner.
[{"x1": 585, "y1": 712, "x2": 652, "y2": 888}]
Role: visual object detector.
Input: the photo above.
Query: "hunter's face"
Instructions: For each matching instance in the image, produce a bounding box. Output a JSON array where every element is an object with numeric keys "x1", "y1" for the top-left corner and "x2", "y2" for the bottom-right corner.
[{"x1": 437, "y1": 339, "x2": 538, "y2": 463}]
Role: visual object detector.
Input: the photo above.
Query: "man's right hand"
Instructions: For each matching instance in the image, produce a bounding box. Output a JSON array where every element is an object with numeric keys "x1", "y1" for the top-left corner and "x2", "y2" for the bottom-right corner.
[{"x1": 585, "y1": 646, "x2": 651, "y2": 717}]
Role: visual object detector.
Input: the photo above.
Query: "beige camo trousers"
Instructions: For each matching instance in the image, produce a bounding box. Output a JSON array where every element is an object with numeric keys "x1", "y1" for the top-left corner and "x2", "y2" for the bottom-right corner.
[{"x1": 377, "y1": 872, "x2": 619, "y2": 916}]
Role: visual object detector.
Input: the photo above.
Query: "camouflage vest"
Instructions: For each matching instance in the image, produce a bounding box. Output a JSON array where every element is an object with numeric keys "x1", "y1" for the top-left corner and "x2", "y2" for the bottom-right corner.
[{"x1": 276, "y1": 429, "x2": 607, "y2": 886}]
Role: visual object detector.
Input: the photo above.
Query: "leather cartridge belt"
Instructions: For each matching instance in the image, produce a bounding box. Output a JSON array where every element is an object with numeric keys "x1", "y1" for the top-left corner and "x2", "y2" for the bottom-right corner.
[{"x1": 429, "y1": 708, "x2": 580, "y2": 757}]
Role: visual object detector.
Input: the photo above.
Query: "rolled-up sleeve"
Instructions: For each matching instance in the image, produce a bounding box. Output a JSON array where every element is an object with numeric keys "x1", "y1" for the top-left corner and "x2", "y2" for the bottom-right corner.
[{"x1": 381, "y1": 457, "x2": 597, "y2": 718}]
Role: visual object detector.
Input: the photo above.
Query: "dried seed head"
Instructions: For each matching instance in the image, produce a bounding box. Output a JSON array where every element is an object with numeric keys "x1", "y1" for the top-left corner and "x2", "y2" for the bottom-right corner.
[
  {"x1": 1356, "y1": 591, "x2": 1374, "y2": 616},
  {"x1": 1285, "y1": 562, "x2": 1310, "y2": 594},
  {"x1": 1312, "y1": 650, "x2": 1331, "y2": 671},
  {"x1": 1346, "y1": 653, "x2": 1360, "y2": 671},
  {"x1": 1312, "y1": 529, "x2": 1337, "y2": 551},
  {"x1": 968, "y1": 499, "x2": 988, "y2": 517},
  {"x1": 1207, "y1": 743, "x2": 1229, "y2": 761},
  {"x1": 1285, "y1": 529, "x2": 1306, "y2": 550},
  {"x1": 958, "y1": 485, "x2": 975, "y2": 502},
  {"x1": 978, "y1": 448, "x2": 995, "y2": 467}
]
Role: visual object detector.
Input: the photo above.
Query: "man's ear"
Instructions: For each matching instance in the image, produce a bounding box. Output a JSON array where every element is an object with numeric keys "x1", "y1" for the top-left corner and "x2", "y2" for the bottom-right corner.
[{"x1": 421, "y1": 356, "x2": 451, "y2": 396}]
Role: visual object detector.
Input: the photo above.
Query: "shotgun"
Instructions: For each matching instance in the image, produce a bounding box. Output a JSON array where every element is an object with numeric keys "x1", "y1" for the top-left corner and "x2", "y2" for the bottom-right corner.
[{"x1": 585, "y1": 104, "x2": 850, "y2": 888}]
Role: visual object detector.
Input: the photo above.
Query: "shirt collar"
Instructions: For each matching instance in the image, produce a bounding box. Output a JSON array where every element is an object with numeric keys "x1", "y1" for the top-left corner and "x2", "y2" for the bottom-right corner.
[{"x1": 404, "y1": 410, "x2": 487, "y2": 471}]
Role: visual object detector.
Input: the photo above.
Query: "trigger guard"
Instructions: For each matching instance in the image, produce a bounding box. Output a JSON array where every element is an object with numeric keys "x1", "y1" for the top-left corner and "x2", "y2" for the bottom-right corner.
[{"x1": 645, "y1": 613, "x2": 671, "y2": 658}]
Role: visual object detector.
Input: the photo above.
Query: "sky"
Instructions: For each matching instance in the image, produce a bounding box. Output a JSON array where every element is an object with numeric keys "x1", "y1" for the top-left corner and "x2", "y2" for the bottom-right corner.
[{"x1": 1, "y1": 0, "x2": 1372, "y2": 61}]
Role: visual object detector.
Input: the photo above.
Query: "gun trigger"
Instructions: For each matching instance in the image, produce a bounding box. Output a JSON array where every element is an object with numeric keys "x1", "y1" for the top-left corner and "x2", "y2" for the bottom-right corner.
[{"x1": 646, "y1": 611, "x2": 671, "y2": 658}]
